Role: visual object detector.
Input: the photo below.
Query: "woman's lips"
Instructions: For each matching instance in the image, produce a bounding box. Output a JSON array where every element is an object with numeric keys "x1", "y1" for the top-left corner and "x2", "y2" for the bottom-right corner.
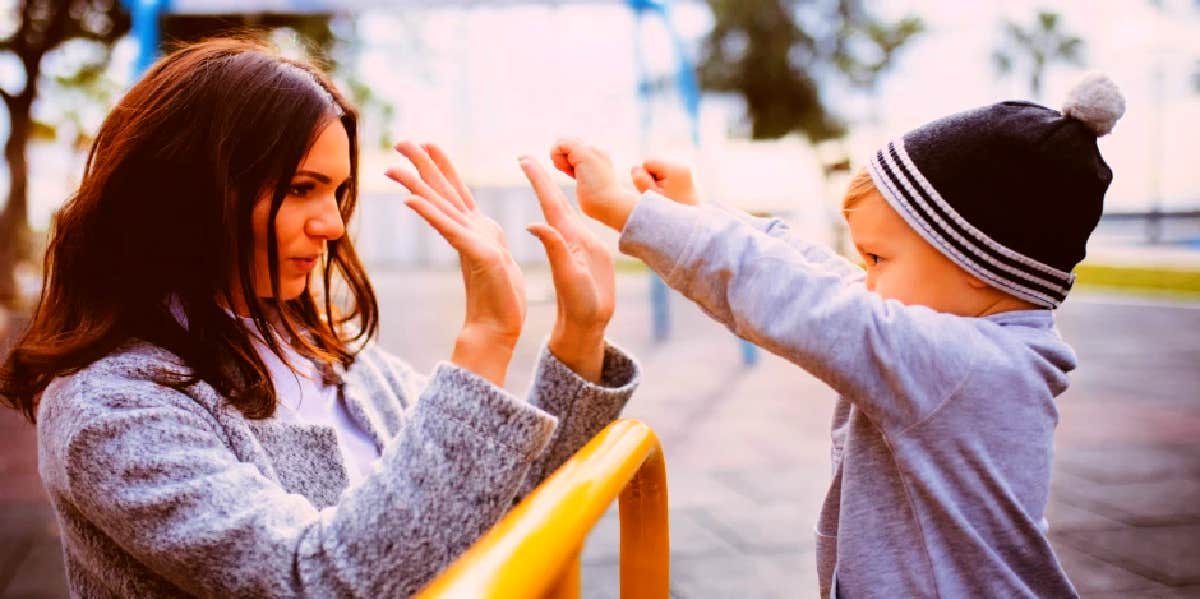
[{"x1": 290, "y1": 257, "x2": 319, "y2": 272}]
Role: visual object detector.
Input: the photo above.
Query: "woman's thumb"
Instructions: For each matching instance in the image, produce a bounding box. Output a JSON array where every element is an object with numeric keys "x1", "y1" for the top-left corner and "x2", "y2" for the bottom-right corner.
[
  {"x1": 527, "y1": 223, "x2": 577, "y2": 286},
  {"x1": 527, "y1": 223, "x2": 568, "y2": 262}
]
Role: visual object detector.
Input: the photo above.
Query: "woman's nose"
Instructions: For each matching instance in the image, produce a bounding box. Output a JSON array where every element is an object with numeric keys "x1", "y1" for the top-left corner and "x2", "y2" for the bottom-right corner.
[{"x1": 307, "y1": 196, "x2": 345, "y2": 240}]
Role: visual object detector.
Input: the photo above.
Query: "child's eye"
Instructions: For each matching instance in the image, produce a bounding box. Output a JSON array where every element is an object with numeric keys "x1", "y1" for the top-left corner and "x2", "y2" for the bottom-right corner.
[{"x1": 866, "y1": 253, "x2": 883, "y2": 266}]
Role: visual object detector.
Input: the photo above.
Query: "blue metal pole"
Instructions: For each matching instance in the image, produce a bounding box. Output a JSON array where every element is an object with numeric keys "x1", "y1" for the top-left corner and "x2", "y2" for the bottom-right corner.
[
  {"x1": 628, "y1": 0, "x2": 759, "y2": 365},
  {"x1": 128, "y1": 0, "x2": 165, "y2": 79},
  {"x1": 629, "y1": 1, "x2": 671, "y2": 343}
]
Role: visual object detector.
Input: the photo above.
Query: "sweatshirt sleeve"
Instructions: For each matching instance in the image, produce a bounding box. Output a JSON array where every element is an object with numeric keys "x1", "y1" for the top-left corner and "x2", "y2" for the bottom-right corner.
[
  {"x1": 710, "y1": 201, "x2": 866, "y2": 281},
  {"x1": 618, "y1": 191, "x2": 983, "y2": 433},
  {"x1": 516, "y1": 339, "x2": 641, "y2": 497},
  {"x1": 54, "y1": 361, "x2": 557, "y2": 598}
]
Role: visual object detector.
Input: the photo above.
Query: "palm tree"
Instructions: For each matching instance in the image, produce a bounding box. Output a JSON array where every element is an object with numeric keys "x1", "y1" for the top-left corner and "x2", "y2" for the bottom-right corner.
[{"x1": 992, "y1": 10, "x2": 1085, "y2": 102}]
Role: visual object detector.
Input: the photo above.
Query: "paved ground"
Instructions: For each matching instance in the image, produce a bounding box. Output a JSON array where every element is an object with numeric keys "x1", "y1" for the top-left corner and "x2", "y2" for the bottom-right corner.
[{"x1": 2, "y1": 268, "x2": 1198, "y2": 598}]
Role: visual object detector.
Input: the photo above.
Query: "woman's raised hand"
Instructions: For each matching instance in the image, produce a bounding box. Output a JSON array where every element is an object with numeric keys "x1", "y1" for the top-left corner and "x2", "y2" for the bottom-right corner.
[
  {"x1": 387, "y1": 142, "x2": 525, "y2": 387},
  {"x1": 519, "y1": 156, "x2": 615, "y2": 384}
]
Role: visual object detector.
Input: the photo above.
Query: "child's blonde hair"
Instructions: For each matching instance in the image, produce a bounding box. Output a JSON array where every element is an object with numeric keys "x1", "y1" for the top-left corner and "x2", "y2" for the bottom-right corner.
[{"x1": 842, "y1": 168, "x2": 881, "y2": 213}]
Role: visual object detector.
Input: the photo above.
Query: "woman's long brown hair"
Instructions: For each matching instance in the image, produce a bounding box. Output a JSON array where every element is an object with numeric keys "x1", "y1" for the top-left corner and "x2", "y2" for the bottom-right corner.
[{"x1": 0, "y1": 38, "x2": 379, "y2": 422}]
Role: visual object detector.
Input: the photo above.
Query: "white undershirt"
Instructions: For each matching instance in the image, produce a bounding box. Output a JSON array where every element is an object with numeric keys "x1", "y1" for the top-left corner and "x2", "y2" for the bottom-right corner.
[{"x1": 247, "y1": 322, "x2": 381, "y2": 487}]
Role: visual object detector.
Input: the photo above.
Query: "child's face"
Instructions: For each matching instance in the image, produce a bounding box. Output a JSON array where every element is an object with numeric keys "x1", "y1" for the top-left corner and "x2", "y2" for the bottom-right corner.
[{"x1": 844, "y1": 188, "x2": 993, "y2": 316}]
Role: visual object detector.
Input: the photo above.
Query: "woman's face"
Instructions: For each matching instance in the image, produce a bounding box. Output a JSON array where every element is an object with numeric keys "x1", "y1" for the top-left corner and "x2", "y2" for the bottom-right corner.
[{"x1": 246, "y1": 120, "x2": 350, "y2": 307}]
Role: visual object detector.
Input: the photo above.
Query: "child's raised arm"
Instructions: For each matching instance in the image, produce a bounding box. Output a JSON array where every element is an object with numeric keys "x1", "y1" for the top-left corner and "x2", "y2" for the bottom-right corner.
[
  {"x1": 550, "y1": 138, "x2": 640, "y2": 231},
  {"x1": 630, "y1": 158, "x2": 700, "y2": 206},
  {"x1": 628, "y1": 154, "x2": 863, "y2": 280},
  {"x1": 617, "y1": 192, "x2": 990, "y2": 435}
]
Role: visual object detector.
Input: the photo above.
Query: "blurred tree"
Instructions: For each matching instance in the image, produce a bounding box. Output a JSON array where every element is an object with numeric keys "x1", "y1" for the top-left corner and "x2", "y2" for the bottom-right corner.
[
  {"x1": 697, "y1": 0, "x2": 924, "y2": 142},
  {"x1": 161, "y1": 14, "x2": 397, "y2": 150},
  {"x1": 0, "y1": 0, "x2": 131, "y2": 310},
  {"x1": 41, "y1": 46, "x2": 123, "y2": 152},
  {"x1": 836, "y1": 14, "x2": 924, "y2": 125},
  {"x1": 992, "y1": 10, "x2": 1085, "y2": 102},
  {"x1": 159, "y1": 12, "x2": 336, "y2": 63}
]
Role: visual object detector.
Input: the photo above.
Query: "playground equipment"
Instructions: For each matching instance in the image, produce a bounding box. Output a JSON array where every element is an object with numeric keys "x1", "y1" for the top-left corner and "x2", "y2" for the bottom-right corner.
[{"x1": 416, "y1": 419, "x2": 669, "y2": 599}]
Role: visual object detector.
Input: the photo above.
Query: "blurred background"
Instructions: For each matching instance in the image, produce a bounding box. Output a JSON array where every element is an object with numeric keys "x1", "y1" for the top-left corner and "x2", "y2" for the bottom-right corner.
[{"x1": 0, "y1": 1, "x2": 1198, "y2": 597}]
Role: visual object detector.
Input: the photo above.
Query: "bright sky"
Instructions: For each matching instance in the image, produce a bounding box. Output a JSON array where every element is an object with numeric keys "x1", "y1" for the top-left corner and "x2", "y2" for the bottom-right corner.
[{"x1": 7, "y1": 0, "x2": 1200, "y2": 231}]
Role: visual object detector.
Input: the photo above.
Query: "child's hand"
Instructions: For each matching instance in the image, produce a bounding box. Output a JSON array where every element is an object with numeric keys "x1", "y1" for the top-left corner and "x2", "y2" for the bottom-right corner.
[
  {"x1": 551, "y1": 138, "x2": 639, "y2": 231},
  {"x1": 631, "y1": 159, "x2": 700, "y2": 206}
]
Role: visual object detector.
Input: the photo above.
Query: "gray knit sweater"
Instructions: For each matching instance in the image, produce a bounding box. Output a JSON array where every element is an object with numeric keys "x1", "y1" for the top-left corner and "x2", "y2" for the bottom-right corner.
[{"x1": 36, "y1": 338, "x2": 639, "y2": 598}]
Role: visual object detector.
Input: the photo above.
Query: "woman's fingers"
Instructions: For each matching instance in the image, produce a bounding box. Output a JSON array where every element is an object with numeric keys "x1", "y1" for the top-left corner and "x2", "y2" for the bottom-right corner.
[
  {"x1": 527, "y1": 222, "x2": 583, "y2": 286},
  {"x1": 424, "y1": 143, "x2": 477, "y2": 211},
  {"x1": 519, "y1": 156, "x2": 576, "y2": 231},
  {"x1": 394, "y1": 141, "x2": 466, "y2": 212},
  {"x1": 403, "y1": 196, "x2": 470, "y2": 250},
  {"x1": 386, "y1": 166, "x2": 470, "y2": 227}
]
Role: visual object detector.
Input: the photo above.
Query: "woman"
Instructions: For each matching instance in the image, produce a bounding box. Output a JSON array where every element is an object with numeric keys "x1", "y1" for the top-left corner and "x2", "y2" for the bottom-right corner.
[{"x1": 0, "y1": 38, "x2": 638, "y2": 597}]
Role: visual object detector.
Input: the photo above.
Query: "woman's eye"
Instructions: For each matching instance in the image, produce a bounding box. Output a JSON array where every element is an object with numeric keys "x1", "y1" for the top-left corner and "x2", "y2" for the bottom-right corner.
[{"x1": 288, "y1": 183, "x2": 313, "y2": 198}]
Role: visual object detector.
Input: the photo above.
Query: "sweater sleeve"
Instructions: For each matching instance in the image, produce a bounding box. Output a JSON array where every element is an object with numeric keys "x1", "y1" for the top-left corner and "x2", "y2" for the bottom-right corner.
[
  {"x1": 618, "y1": 191, "x2": 983, "y2": 433},
  {"x1": 516, "y1": 339, "x2": 641, "y2": 497},
  {"x1": 54, "y1": 361, "x2": 556, "y2": 598}
]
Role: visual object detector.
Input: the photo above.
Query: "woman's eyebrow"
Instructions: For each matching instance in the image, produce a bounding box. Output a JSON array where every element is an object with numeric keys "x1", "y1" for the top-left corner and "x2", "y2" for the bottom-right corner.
[
  {"x1": 295, "y1": 170, "x2": 352, "y2": 186},
  {"x1": 294, "y1": 170, "x2": 331, "y2": 184}
]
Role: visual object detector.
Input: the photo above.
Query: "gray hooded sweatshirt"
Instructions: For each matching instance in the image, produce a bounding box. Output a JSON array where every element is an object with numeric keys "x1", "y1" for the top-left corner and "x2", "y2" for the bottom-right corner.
[
  {"x1": 36, "y1": 337, "x2": 639, "y2": 598},
  {"x1": 619, "y1": 192, "x2": 1079, "y2": 598}
]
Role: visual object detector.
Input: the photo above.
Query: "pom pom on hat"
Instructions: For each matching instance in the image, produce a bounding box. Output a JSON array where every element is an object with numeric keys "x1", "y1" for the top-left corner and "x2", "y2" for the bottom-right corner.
[{"x1": 1061, "y1": 72, "x2": 1125, "y2": 136}]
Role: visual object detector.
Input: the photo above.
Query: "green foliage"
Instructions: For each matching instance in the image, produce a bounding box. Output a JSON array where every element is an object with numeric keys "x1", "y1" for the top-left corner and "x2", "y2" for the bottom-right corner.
[
  {"x1": 835, "y1": 16, "x2": 925, "y2": 92},
  {"x1": 0, "y1": 1, "x2": 132, "y2": 308},
  {"x1": 160, "y1": 14, "x2": 398, "y2": 152},
  {"x1": 992, "y1": 10, "x2": 1085, "y2": 101},
  {"x1": 1075, "y1": 263, "x2": 1200, "y2": 297},
  {"x1": 160, "y1": 13, "x2": 337, "y2": 66},
  {"x1": 697, "y1": 0, "x2": 924, "y2": 142},
  {"x1": 45, "y1": 44, "x2": 123, "y2": 150},
  {"x1": 30, "y1": 119, "x2": 55, "y2": 141},
  {"x1": 344, "y1": 75, "x2": 396, "y2": 151},
  {"x1": 0, "y1": 1, "x2": 131, "y2": 58}
]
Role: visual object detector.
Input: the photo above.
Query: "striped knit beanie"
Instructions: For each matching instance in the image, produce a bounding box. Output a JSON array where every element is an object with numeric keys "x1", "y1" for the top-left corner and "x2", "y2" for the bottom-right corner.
[{"x1": 866, "y1": 73, "x2": 1125, "y2": 308}]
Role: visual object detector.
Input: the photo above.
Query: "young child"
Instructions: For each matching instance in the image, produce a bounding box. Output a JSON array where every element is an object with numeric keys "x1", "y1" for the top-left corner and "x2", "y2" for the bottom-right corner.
[{"x1": 550, "y1": 73, "x2": 1125, "y2": 597}]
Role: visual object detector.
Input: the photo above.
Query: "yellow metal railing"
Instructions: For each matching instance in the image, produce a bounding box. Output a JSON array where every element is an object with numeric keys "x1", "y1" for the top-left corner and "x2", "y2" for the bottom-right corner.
[{"x1": 416, "y1": 418, "x2": 669, "y2": 599}]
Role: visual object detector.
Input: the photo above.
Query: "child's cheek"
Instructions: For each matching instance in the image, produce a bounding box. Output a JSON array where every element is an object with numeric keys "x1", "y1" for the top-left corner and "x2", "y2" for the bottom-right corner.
[{"x1": 865, "y1": 270, "x2": 879, "y2": 293}]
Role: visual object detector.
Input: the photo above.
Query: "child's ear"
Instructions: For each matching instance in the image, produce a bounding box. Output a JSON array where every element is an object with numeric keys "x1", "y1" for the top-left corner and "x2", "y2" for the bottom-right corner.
[{"x1": 964, "y1": 274, "x2": 990, "y2": 289}]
